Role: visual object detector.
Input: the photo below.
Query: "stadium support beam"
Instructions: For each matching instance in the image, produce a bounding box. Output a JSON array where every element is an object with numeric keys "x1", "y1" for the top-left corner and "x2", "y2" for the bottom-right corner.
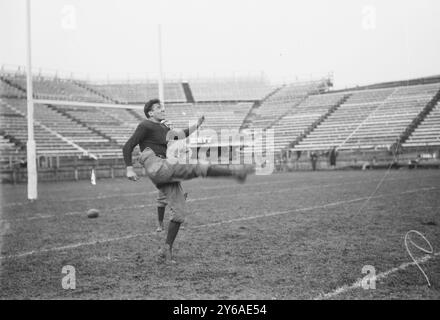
[
  {"x1": 33, "y1": 99, "x2": 144, "y2": 109},
  {"x1": 157, "y1": 24, "x2": 165, "y2": 105},
  {"x1": 26, "y1": 0, "x2": 37, "y2": 200}
]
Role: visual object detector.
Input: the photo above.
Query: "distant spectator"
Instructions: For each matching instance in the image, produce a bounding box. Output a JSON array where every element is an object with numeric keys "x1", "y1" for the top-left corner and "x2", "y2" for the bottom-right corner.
[
  {"x1": 281, "y1": 154, "x2": 288, "y2": 172},
  {"x1": 390, "y1": 160, "x2": 400, "y2": 169},
  {"x1": 372, "y1": 156, "x2": 377, "y2": 168},
  {"x1": 275, "y1": 158, "x2": 281, "y2": 172},
  {"x1": 13, "y1": 158, "x2": 27, "y2": 170},
  {"x1": 390, "y1": 138, "x2": 402, "y2": 155},
  {"x1": 39, "y1": 156, "x2": 46, "y2": 168},
  {"x1": 329, "y1": 147, "x2": 338, "y2": 169},
  {"x1": 408, "y1": 158, "x2": 419, "y2": 169},
  {"x1": 310, "y1": 152, "x2": 318, "y2": 171},
  {"x1": 19, "y1": 158, "x2": 27, "y2": 168}
]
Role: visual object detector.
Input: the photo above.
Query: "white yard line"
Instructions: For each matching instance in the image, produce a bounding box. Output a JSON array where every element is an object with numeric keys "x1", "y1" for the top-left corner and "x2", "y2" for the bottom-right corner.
[
  {"x1": 0, "y1": 180, "x2": 371, "y2": 222},
  {"x1": 0, "y1": 175, "x2": 426, "y2": 208},
  {"x1": 315, "y1": 252, "x2": 440, "y2": 300},
  {"x1": 0, "y1": 191, "x2": 156, "y2": 207},
  {"x1": 3, "y1": 233, "x2": 146, "y2": 260},
  {"x1": 1, "y1": 186, "x2": 437, "y2": 260},
  {"x1": 1, "y1": 179, "x2": 431, "y2": 223}
]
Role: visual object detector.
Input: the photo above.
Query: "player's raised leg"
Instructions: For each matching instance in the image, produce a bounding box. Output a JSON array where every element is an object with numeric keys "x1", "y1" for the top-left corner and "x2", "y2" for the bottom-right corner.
[{"x1": 140, "y1": 148, "x2": 253, "y2": 185}]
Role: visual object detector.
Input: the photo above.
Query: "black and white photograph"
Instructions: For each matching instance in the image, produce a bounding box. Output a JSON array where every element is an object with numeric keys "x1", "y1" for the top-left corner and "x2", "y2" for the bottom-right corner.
[{"x1": 0, "y1": 0, "x2": 439, "y2": 304}]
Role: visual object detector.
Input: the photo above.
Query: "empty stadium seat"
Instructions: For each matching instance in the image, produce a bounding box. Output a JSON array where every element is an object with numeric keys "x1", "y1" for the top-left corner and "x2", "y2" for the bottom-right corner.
[
  {"x1": 3, "y1": 99, "x2": 119, "y2": 157},
  {"x1": 294, "y1": 83, "x2": 440, "y2": 151},
  {"x1": 0, "y1": 100, "x2": 83, "y2": 156},
  {"x1": 1, "y1": 73, "x2": 109, "y2": 102},
  {"x1": 89, "y1": 82, "x2": 186, "y2": 103},
  {"x1": 248, "y1": 79, "x2": 329, "y2": 130},
  {"x1": 403, "y1": 101, "x2": 440, "y2": 147},
  {"x1": 189, "y1": 78, "x2": 276, "y2": 101}
]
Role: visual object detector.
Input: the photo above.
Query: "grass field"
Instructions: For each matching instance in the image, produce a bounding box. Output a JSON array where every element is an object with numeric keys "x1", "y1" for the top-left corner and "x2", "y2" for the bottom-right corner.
[{"x1": 0, "y1": 169, "x2": 439, "y2": 299}]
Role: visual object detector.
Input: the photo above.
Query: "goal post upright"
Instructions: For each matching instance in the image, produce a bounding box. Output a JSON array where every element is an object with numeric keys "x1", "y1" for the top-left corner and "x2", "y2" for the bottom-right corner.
[
  {"x1": 158, "y1": 24, "x2": 165, "y2": 105},
  {"x1": 26, "y1": 0, "x2": 37, "y2": 200}
]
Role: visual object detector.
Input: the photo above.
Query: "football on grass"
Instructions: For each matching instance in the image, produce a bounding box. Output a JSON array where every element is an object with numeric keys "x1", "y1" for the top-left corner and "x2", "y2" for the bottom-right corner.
[{"x1": 86, "y1": 208, "x2": 100, "y2": 218}]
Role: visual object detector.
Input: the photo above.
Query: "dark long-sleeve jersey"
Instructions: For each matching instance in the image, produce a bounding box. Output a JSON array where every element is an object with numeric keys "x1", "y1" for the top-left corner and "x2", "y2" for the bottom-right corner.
[{"x1": 122, "y1": 119, "x2": 190, "y2": 166}]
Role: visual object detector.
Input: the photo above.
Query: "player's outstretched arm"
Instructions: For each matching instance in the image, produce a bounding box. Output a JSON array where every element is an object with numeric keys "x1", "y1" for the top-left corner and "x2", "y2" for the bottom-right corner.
[
  {"x1": 185, "y1": 115, "x2": 204, "y2": 137},
  {"x1": 167, "y1": 116, "x2": 205, "y2": 141}
]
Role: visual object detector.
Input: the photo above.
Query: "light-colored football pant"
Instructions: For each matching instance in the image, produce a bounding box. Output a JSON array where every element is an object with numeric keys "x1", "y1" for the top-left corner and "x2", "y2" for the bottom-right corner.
[{"x1": 139, "y1": 148, "x2": 209, "y2": 223}]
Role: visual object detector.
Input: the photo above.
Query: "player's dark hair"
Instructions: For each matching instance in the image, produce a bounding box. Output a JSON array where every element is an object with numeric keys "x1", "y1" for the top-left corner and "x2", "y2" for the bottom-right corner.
[{"x1": 144, "y1": 99, "x2": 161, "y2": 118}]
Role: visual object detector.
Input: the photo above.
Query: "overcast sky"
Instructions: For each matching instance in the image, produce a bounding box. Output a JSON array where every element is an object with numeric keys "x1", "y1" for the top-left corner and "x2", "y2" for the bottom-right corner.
[{"x1": 1, "y1": 0, "x2": 440, "y2": 88}]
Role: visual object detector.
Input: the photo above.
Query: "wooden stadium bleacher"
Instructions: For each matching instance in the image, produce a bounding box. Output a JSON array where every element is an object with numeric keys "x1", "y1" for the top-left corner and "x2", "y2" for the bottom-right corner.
[
  {"x1": 247, "y1": 80, "x2": 329, "y2": 130},
  {"x1": 89, "y1": 82, "x2": 186, "y2": 104},
  {"x1": 189, "y1": 78, "x2": 276, "y2": 102},
  {"x1": 0, "y1": 100, "x2": 83, "y2": 156},
  {"x1": 1, "y1": 73, "x2": 108, "y2": 103},
  {"x1": 0, "y1": 135, "x2": 25, "y2": 169},
  {"x1": 4, "y1": 99, "x2": 120, "y2": 158},
  {"x1": 54, "y1": 104, "x2": 134, "y2": 146},
  {"x1": 403, "y1": 101, "x2": 440, "y2": 147},
  {"x1": 269, "y1": 92, "x2": 350, "y2": 154},
  {"x1": 293, "y1": 83, "x2": 440, "y2": 151},
  {"x1": 0, "y1": 79, "x2": 26, "y2": 98},
  {"x1": 1, "y1": 67, "x2": 440, "y2": 178},
  {"x1": 130, "y1": 102, "x2": 253, "y2": 134}
]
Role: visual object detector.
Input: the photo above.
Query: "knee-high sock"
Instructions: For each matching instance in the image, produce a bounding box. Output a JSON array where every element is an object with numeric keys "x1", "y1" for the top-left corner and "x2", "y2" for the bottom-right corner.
[
  {"x1": 157, "y1": 206, "x2": 165, "y2": 224},
  {"x1": 166, "y1": 221, "x2": 181, "y2": 247}
]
